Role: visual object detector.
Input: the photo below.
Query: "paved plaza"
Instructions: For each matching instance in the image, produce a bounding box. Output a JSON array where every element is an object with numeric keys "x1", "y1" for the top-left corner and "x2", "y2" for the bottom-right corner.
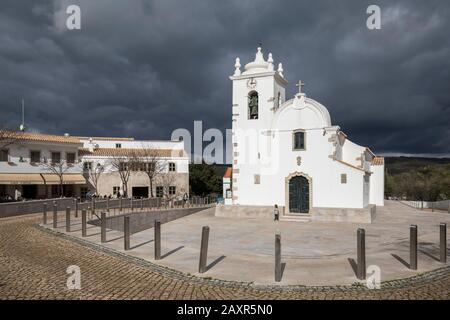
[{"x1": 0, "y1": 201, "x2": 449, "y2": 299}]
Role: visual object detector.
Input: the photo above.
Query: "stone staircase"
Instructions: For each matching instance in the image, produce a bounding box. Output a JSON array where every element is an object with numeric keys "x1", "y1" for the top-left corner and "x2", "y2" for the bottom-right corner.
[{"x1": 280, "y1": 213, "x2": 311, "y2": 222}]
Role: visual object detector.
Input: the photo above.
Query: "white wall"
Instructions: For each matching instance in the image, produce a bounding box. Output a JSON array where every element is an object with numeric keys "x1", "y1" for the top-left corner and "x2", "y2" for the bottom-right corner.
[
  {"x1": 233, "y1": 127, "x2": 366, "y2": 209},
  {"x1": 81, "y1": 138, "x2": 185, "y2": 150},
  {"x1": 0, "y1": 141, "x2": 82, "y2": 174},
  {"x1": 370, "y1": 164, "x2": 385, "y2": 206}
]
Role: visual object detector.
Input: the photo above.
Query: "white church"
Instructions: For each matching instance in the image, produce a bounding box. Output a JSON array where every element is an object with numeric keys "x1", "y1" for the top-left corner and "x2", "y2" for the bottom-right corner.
[{"x1": 218, "y1": 47, "x2": 384, "y2": 223}]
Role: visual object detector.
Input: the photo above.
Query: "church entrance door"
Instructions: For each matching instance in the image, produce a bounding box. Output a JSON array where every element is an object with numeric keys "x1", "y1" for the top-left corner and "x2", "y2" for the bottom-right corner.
[{"x1": 288, "y1": 176, "x2": 309, "y2": 213}]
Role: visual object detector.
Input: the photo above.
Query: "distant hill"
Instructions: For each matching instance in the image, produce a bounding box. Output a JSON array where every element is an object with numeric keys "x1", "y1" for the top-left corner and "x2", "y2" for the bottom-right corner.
[
  {"x1": 385, "y1": 157, "x2": 450, "y2": 175},
  {"x1": 208, "y1": 157, "x2": 450, "y2": 178}
]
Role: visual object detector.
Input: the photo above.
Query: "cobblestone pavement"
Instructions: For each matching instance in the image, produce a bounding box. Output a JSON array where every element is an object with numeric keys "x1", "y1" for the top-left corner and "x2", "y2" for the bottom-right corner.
[{"x1": 0, "y1": 213, "x2": 449, "y2": 300}]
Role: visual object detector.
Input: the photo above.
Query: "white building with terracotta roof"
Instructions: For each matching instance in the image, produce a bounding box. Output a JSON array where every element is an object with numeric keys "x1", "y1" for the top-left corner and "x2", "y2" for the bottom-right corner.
[
  {"x1": 218, "y1": 47, "x2": 384, "y2": 223},
  {"x1": 0, "y1": 131, "x2": 189, "y2": 200}
]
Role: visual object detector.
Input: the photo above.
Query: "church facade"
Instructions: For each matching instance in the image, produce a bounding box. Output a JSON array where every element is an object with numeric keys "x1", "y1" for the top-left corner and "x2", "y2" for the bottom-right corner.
[{"x1": 219, "y1": 47, "x2": 384, "y2": 223}]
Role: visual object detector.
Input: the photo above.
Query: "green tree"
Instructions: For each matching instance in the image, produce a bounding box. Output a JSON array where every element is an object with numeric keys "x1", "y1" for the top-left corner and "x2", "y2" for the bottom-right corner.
[{"x1": 189, "y1": 162, "x2": 222, "y2": 196}]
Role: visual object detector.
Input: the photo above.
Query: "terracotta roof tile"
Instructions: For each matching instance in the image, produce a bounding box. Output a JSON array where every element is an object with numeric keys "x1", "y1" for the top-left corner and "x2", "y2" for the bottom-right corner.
[
  {"x1": 372, "y1": 156, "x2": 384, "y2": 165},
  {"x1": 1, "y1": 130, "x2": 81, "y2": 144},
  {"x1": 74, "y1": 136, "x2": 135, "y2": 141},
  {"x1": 223, "y1": 167, "x2": 232, "y2": 178},
  {"x1": 78, "y1": 148, "x2": 186, "y2": 158}
]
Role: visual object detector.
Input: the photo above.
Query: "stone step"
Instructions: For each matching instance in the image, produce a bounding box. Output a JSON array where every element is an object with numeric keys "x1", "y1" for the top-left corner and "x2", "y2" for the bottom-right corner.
[{"x1": 280, "y1": 214, "x2": 311, "y2": 222}]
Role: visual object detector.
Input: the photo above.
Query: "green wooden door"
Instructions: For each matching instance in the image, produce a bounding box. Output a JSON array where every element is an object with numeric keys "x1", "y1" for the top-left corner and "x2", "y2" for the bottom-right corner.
[{"x1": 289, "y1": 176, "x2": 310, "y2": 213}]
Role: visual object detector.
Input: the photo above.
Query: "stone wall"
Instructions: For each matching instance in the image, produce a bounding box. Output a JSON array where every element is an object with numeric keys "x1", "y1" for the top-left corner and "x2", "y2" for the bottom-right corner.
[
  {"x1": 310, "y1": 205, "x2": 376, "y2": 223},
  {"x1": 215, "y1": 204, "x2": 376, "y2": 223},
  {"x1": 89, "y1": 207, "x2": 209, "y2": 234},
  {"x1": 0, "y1": 198, "x2": 76, "y2": 218}
]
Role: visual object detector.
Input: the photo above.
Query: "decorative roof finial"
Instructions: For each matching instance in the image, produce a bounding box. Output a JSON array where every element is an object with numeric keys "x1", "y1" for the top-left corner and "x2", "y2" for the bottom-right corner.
[
  {"x1": 234, "y1": 57, "x2": 241, "y2": 76},
  {"x1": 267, "y1": 53, "x2": 274, "y2": 71},
  {"x1": 277, "y1": 62, "x2": 284, "y2": 77}
]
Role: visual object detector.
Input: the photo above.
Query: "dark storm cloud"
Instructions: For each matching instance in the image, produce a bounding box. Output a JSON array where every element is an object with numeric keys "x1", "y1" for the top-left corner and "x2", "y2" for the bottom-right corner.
[{"x1": 0, "y1": 0, "x2": 449, "y2": 157}]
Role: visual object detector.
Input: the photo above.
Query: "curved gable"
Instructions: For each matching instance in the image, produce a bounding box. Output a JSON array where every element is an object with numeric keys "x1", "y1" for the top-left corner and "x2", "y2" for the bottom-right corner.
[{"x1": 271, "y1": 96, "x2": 332, "y2": 130}]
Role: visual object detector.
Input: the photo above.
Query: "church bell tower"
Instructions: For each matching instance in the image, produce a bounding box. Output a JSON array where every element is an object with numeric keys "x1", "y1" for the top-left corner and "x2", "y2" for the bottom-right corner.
[{"x1": 228, "y1": 46, "x2": 288, "y2": 204}]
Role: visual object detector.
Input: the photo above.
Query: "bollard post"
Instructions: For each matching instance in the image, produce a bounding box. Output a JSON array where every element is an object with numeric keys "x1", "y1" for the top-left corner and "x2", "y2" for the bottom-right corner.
[
  {"x1": 432, "y1": 202, "x2": 434, "y2": 212},
  {"x1": 106, "y1": 197, "x2": 110, "y2": 212},
  {"x1": 101, "y1": 212, "x2": 106, "y2": 243},
  {"x1": 131, "y1": 197, "x2": 134, "y2": 211},
  {"x1": 81, "y1": 209, "x2": 87, "y2": 237},
  {"x1": 154, "y1": 220, "x2": 161, "y2": 260},
  {"x1": 275, "y1": 233, "x2": 281, "y2": 282},
  {"x1": 73, "y1": 198, "x2": 78, "y2": 218},
  {"x1": 440, "y1": 223, "x2": 447, "y2": 263},
  {"x1": 43, "y1": 202, "x2": 47, "y2": 224},
  {"x1": 141, "y1": 197, "x2": 144, "y2": 210},
  {"x1": 91, "y1": 198, "x2": 95, "y2": 217},
  {"x1": 65, "y1": 207, "x2": 71, "y2": 232},
  {"x1": 357, "y1": 228, "x2": 366, "y2": 280},
  {"x1": 124, "y1": 216, "x2": 130, "y2": 251},
  {"x1": 410, "y1": 225, "x2": 418, "y2": 270},
  {"x1": 198, "y1": 226, "x2": 210, "y2": 273},
  {"x1": 119, "y1": 197, "x2": 123, "y2": 211},
  {"x1": 53, "y1": 204, "x2": 58, "y2": 228}
]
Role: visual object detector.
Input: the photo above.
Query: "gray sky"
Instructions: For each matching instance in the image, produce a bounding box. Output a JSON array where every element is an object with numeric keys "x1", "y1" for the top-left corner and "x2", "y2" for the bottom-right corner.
[{"x1": 0, "y1": 0, "x2": 449, "y2": 158}]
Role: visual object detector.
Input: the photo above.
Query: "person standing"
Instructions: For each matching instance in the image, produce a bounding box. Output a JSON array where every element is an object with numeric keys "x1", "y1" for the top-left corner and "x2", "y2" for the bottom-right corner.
[{"x1": 273, "y1": 204, "x2": 279, "y2": 221}]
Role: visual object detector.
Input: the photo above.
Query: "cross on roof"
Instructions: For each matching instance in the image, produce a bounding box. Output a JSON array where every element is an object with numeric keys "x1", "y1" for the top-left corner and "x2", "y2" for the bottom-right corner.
[{"x1": 296, "y1": 80, "x2": 305, "y2": 94}]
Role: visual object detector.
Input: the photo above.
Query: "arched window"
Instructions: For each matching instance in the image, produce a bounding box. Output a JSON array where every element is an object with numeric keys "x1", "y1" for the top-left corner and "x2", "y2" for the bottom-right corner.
[{"x1": 248, "y1": 91, "x2": 258, "y2": 119}]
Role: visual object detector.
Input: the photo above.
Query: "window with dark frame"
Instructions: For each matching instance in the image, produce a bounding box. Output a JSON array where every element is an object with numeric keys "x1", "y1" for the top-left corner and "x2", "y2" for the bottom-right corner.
[
  {"x1": 83, "y1": 161, "x2": 92, "y2": 170},
  {"x1": 115, "y1": 143, "x2": 122, "y2": 148},
  {"x1": 156, "y1": 186, "x2": 164, "y2": 198},
  {"x1": 66, "y1": 152, "x2": 76, "y2": 164},
  {"x1": 113, "y1": 186, "x2": 120, "y2": 195},
  {"x1": 0, "y1": 149, "x2": 9, "y2": 162},
  {"x1": 169, "y1": 186, "x2": 176, "y2": 195},
  {"x1": 30, "y1": 151, "x2": 41, "y2": 163},
  {"x1": 51, "y1": 151, "x2": 61, "y2": 163},
  {"x1": 293, "y1": 131, "x2": 305, "y2": 150},
  {"x1": 168, "y1": 162, "x2": 176, "y2": 172}
]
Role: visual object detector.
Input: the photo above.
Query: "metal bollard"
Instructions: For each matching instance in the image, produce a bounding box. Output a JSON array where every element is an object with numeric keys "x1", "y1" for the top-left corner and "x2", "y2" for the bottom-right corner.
[
  {"x1": 154, "y1": 220, "x2": 161, "y2": 260},
  {"x1": 124, "y1": 216, "x2": 130, "y2": 251},
  {"x1": 91, "y1": 199, "x2": 95, "y2": 216},
  {"x1": 275, "y1": 233, "x2": 282, "y2": 282},
  {"x1": 106, "y1": 197, "x2": 110, "y2": 212},
  {"x1": 101, "y1": 212, "x2": 106, "y2": 243},
  {"x1": 357, "y1": 228, "x2": 366, "y2": 280},
  {"x1": 410, "y1": 225, "x2": 418, "y2": 270},
  {"x1": 440, "y1": 223, "x2": 447, "y2": 263},
  {"x1": 65, "y1": 207, "x2": 71, "y2": 232},
  {"x1": 81, "y1": 209, "x2": 87, "y2": 237},
  {"x1": 119, "y1": 197, "x2": 123, "y2": 211},
  {"x1": 53, "y1": 204, "x2": 58, "y2": 228},
  {"x1": 43, "y1": 202, "x2": 47, "y2": 224},
  {"x1": 131, "y1": 197, "x2": 133, "y2": 211},
  {"x1": 198, "y1": 226, "x2": 210, "y2": 273},
  {"x1": 141, "y1": 197, "x2": 144, "y2": 210}
]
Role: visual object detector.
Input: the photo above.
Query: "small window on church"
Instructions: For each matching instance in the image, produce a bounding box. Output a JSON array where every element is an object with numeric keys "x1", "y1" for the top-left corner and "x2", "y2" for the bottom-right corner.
[
  {"x1": 276, "y1": 92, "x2": 281, "y2": 110},
  {"x1": 248, "y1": 91, "x2": 258, "y2": 119},
  {"x1": 293, "y1": 130, "x2": 305, "y2": 150},
  {"x1": 341, "y1": 174, "x2": 347, "y2": 184},
  {"x1": 254, "y1": 174, "x2": 260, "y2": 184}
]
